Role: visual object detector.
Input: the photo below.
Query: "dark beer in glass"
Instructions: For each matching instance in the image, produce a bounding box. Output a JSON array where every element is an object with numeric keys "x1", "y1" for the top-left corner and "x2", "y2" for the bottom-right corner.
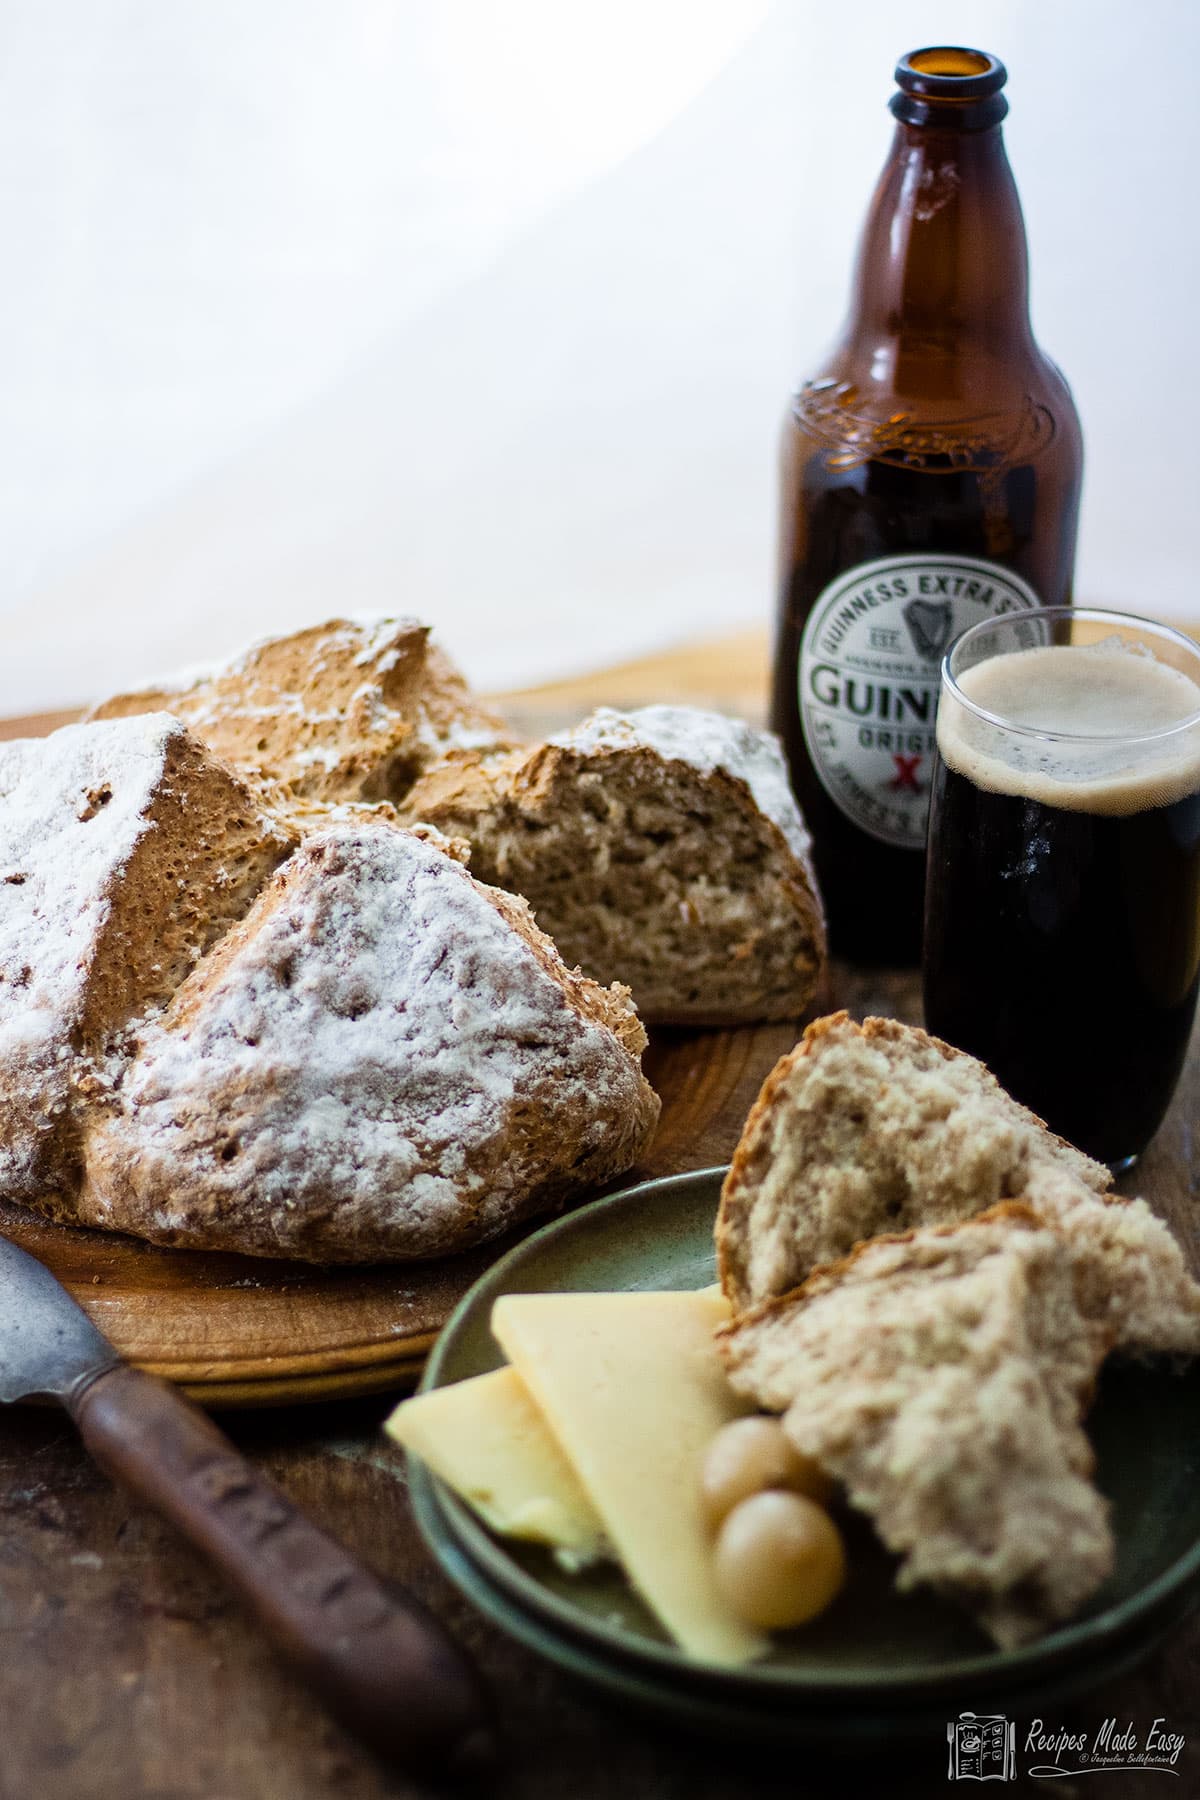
[{"x1": 923, "y1": 609, "x2": 1200, "y2": 1168}]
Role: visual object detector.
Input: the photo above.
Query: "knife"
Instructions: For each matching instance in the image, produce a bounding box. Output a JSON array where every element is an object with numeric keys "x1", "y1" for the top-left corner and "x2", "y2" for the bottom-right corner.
[{"x1": 0, "y1": 1232, "x2": 497, "y2": 1777}]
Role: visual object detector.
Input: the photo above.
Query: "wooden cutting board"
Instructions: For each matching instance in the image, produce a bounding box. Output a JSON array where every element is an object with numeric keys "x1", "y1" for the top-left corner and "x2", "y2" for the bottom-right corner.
[
  {"x1": 0, "y1": 630, "x2": 809, "y2": 1406},
  {"x1": 0, "y1": 1014, "x2": 809, "y2": 1405}
]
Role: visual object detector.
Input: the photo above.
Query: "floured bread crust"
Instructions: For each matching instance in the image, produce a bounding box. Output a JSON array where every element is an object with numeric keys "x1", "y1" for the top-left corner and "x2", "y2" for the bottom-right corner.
[
  {"x1": 88, "y1": 617, "x2": 518, "y2": 810},
  {"x1": 0, "y1": 715, "x2": 295, "y2": 1206},
  {"x1": 400, "y1": 705, "x2": 826, "y2": 1026},
  {"x1": 76, "y1": 825, "x2": 660, "y2": 1261},
  {"x1": 719, "y1": 1206, "x2": 1114, "y2": 1650}
]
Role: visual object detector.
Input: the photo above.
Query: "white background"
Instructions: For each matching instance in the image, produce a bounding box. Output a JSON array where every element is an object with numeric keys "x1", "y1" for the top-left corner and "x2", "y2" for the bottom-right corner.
[{"x1": 3, "y1": 0, "x2": 1197, "y2": 711}]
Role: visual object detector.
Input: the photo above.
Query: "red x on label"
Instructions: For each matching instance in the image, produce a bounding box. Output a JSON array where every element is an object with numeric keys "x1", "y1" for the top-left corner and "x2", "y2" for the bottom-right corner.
[{"x1": 888, "y1": 753, "x2": 923, "y2": 792}]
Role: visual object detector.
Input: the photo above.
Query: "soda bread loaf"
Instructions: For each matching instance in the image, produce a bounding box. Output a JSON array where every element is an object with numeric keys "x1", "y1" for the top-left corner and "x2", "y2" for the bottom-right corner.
[
  {"x1": 718, "y1": 1206, "x2": 1114, "y2": 1651},
  {"x1": 716, "y1": 1012, "x2": 1200, "y2": 1355},
  {"x1": 77, "y1": 824, "x2": 660, "y2": 1261},
  {"x1": 0, "y1": 715, "x2": 295, "y2": 1207},
  {"x1": 399, "y1": 706, "x2": 826, "y2": 1026},
  {"x1": 89, "y1": 617, "x2": 517, "y2": 810}
]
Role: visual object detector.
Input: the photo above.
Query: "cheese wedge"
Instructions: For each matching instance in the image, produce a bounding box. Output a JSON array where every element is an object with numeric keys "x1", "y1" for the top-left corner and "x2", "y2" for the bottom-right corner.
[
  {"x1": 491, "y1": 1289, "x2": 767, "y2": 1666},
  {"x1": 386, "y1": 1366, "x2": 606, "y2": 1566}
]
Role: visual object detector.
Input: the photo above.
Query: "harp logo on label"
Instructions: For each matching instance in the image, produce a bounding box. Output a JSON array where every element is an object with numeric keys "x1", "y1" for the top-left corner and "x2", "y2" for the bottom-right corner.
[
  {"x1": 902, "y1": 597, "x2": 955, "y2": 663},
  {"x1": 797, "y1": 553, "x2": 1040, "y2": 850},
  {"x1": 945, "y1": 1713, "x2": 1187, "y2": 1781}
]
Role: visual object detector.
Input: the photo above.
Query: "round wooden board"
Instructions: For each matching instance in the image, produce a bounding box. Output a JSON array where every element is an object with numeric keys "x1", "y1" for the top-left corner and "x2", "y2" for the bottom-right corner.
[
  {"x1": 0, "y1": 1019, "x2": 803, "y2": 1407},
  {"x1": 0, "y1": 667, "x2": 809, "y2": 1407}
]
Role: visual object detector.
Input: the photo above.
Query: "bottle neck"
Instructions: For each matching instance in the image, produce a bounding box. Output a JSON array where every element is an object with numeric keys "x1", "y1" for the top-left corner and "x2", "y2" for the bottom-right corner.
[{"x1": 840, "y1": 122, "x2": 1034, "y2": 377}]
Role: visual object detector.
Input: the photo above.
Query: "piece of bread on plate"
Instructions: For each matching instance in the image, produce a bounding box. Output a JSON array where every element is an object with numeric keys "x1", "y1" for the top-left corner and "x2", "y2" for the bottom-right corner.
[
  {"x1": 76, "y1": 824, "x2": 660, "y2": 1261},
  {"x1": 716, "y1": 1012, "x2": 1200, "y2": 1355},
  {"x1": 0, "y1": 715, "x2": 295, "y2": 1205},
  {"x1": 718, "y1": 1204, "x2": 1114, "y2": 1650},
  {"x1": 88, "y1": 617, "x2": 517, "y2": 812},
  {"x1": 399, "y1": 705, "x2": 826, "y2": 1026}
]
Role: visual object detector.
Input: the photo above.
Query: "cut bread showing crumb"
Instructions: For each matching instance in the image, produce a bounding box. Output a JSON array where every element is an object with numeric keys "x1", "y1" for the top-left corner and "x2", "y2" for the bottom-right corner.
[
  {"x1": 399, "y1": 705, "x2": 826, "y2": 1026},
  {"x1": 1019, "y1": 1169, "x2": 1200, "y2": 1357},
  {"x1": 718, "y1": 1013, "x2": 1108, "y2": 1306},
  {"x1": 0, "y1": 714, "x2": 295, "y2": 1207},
  {"x1": 717, "y1": 1012, "x2": 1200, "y2": 1356},
  {"x1": 719, "y1": 1206, "x2": 1114, "y2": 1650},
  {"x1": 88, "y1": 617, "x2": 518, "y2": 811},
  {"x1": 78, "y1": 824, "x2": 660, "y2": 1262}
]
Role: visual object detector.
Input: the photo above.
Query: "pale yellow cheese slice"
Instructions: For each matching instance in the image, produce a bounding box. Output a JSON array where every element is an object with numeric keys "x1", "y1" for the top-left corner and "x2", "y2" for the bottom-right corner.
[
  {"x1": 386, "y1": 1366, "x2": 606, "y2": 1565},
  {"x1": 490, "y1": 1289, "x2": 767, "y2": 1666}
]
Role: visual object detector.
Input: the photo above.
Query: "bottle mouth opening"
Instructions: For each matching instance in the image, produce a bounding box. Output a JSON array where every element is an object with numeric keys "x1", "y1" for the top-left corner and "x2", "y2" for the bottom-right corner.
[
  {"x1": 891, "y1": 46, "x2": 1008, "y2": 128},
  {"x1": 900, "y1": 47, "x2": 1005, "y2": 94}
]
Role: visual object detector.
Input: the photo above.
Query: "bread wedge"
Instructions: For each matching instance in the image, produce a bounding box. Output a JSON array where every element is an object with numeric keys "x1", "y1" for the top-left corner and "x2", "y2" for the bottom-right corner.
[
  {"x1": 717, "y1": 1012, "x2": 1200, "y2": 1355},
  {"x1": 0, "y1": 715, "x2": 295, "y2": 1206},
  {"x1": 399, "y1": 705, "x2": 826, "y2": 1025},
  {"x1": 78, "y1": 824, "x2": 660, "y2": 1261},
  {"x1": 718, "y1": 1205, "x2": 1114, "y2": 1650}
]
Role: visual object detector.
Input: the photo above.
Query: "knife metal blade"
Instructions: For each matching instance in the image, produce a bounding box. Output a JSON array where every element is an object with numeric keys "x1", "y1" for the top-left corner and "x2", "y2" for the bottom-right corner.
[{"x1": 0, "y1": 1230, "x2": 119, "y2": 1403}]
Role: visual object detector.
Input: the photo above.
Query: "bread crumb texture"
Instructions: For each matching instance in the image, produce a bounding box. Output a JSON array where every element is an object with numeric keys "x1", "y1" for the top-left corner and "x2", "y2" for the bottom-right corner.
[
  {"x1": 90, "y1": 625, "x2": 828, "y2": 1028},
  {"x1": 716, "y1": 1009, "x2": 1200, "y2": 1645},
  {"x1": 720, "y1": 1207, "x2": 1114, "y2": 1650},
  {"x1": 78, "y1": 824, "x2": 659, "y2": 1261},
  {"x1": 400, "y1": 704, "x2": 827, "y2": 1025},
  {"x1": 717, "y1": 1012, "x2": 1200, "y2": 1356}
]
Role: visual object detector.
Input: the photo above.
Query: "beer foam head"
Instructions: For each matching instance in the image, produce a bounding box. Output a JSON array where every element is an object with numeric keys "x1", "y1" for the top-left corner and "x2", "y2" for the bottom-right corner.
[{"x1": 937, "y1": 638, "x2": 1200, "y2": 814}]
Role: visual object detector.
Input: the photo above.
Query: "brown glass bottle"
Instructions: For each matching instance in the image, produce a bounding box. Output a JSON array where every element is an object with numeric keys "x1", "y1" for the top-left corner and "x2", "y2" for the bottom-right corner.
[{"x1": 772, "y1": 47, "x2": 1082, "y2": 963}]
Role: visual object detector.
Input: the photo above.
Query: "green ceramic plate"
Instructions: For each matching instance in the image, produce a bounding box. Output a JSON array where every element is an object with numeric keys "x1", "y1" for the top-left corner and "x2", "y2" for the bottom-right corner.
[
  {"x1": 409, "y1": 1461, "x2": 1189, "y2": 1745},
  {"x1": 409, "y1": 1168, "x2": 1200, "y2": 1710}
]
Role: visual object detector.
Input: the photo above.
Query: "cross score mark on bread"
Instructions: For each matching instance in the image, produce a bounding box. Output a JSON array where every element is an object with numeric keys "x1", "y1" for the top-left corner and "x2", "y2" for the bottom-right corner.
[
  {"x1": 79, "y1": 826, "x2": 659, "y2": 1261},
  {"x1": 92, "y1": 622, "x2": 827, "y2": 1027},
  {"x1": 4, "y1": 615, "x2": 836, "y2": 1259},
  {"x1": 0, "y1": 701, "x2": 658, "y2": 1259}
]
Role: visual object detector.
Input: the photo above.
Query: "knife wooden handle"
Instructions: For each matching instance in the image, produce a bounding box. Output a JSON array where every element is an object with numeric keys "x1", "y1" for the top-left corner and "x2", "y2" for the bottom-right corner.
[{"x1": 68, "y1": 1363, "x2": 496, "y2": 1777}]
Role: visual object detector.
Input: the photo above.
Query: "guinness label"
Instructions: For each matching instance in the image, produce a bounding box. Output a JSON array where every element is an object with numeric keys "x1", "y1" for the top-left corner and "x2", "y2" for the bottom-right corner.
[{"x1": 798, "y1": 553, "x2": 1040, "y2": 848}]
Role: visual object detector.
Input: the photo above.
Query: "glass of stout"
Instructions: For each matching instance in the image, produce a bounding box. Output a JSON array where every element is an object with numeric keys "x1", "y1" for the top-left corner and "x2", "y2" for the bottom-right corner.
[{"x1": 923, "y1": 607, "x2": 1200, "y2": 1170}]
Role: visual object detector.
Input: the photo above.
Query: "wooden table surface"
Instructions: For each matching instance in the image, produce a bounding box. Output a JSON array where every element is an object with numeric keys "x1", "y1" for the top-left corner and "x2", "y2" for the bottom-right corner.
[{"x1": 1, "y1": 631, "x2": 1198, "y2": 1800}]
